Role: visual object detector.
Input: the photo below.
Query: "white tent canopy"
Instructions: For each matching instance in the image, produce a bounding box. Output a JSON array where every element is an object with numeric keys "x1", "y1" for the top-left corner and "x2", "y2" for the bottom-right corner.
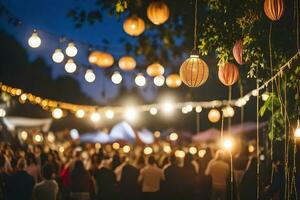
[{"x1": 3, "y1": 117, "x2": 52, "y2": 132}]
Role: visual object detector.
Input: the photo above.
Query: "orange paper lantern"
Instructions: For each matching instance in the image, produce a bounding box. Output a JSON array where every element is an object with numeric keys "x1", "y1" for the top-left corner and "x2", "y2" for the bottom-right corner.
[
  {"x1": 123, "y1": 15, "x2": 145, "y2": 36},
  {"x1": 88, "y1": 51, "x2": 114, "y2": 68},
  {"x1": 119, "y1": 56, "x2": 136, "y2": 71},
  {"x1": 208, "y1": 109, "x2": 221, "y2": 123},
  {"x1": 263, "y1": 0, "x2": 284, "y2": 21},
  {"x1": 179, "y1": 55, "x2": 209, "y2": 87},
  {"x1": 166, "y1": 74, "x2": 182, "y2": 88},
  {"x1": 147, "y1": 62, "x2": 165, "y2": 77},
  {"x1": 233, "y1": 39, "x2": 244, "y2": 65},
  {"x1": 147, "y1": 1, "x2": 170, "y2": 25},
  {"x1": 218, "y1": 62, "x2": 239, "y2": 86}
]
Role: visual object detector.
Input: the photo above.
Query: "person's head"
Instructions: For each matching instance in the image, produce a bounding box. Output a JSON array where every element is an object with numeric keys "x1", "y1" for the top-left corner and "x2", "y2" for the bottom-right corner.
[
  {"x1": 73, "y1": 160, "x2": 85, "y2": 172},
  {"x1": 148, "y1": 156, "x2": 155, "y2": 165},
  {"x1": 215, "y1": 149, "x2": 225, "y2": 161},
  {"x1": 17, "y1": 158, "x2": 27, "y2": 170},
  {"x1": 42, "y1": 164, "x2": 54, "y2": 180},
  {"x1": 26, "y1": 153, "x2": 37, "y2": 165},
  {"x1": 169, "y1": 155, "x2": 177, "y2": 165}
]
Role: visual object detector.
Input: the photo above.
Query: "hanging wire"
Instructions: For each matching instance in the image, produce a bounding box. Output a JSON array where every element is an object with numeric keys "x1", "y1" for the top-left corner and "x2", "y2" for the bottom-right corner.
[
  {"x1": 193, "y1": 0, "x2": 198, "y2": 51},
  {"x1": 256, "y1": 67, "x2": 260, "y2": 199},
  {"x1": 221, "y1": 114, "x2": 224, "y2": 142},
  {"x1": 228, "y1": 86, "x2": 232, "y2": 133},
  {"x1": 196, "y1": 112, "x2": 200, "y2": 133}
]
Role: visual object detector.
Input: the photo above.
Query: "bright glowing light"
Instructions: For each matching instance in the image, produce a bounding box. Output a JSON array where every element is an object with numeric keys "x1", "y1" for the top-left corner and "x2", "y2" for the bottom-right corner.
[
  {"x1": 222, "y1": 106, "x2": 235, "y2": 118},
  {"x1": 85, "y1": 69, "x2": 96, "y2": 83},
  {"x1": 95, "y1": 143, "x2": 101, "y2": 149},
  {"x1": 260, "y1": 154, "x2": 265, "y2": 161},
  {"x1": 47, "y1": 132, "x2": 55, "y2": 143},
  {"x1": 0, "y1": 108, "x2": 6, "y2": 117},
  {"x1": 59, "y1": 146, "x2": 65, "y2": 153},
  {"x1": 111, "y1": 71, "x2": 122, "y2": 84},
  {"x1": 123, "y1": 145, "x2": 131, "y2": 153},
  {"x1": 251, "y1": 89, "x2": 259, "y2": 96},
  {"x1": 262, "y1": 92, "x2": 269, "y2": 101},
  {"x1": 208, "y1": 109, "x2": 221, "y2": 123},
  {"x1": 195, "y1": 106, "x2": 202, "y2": 113},
  {"x1": 161, "y1": 101, "x2": 175, "y2": 115},
  {"x1": 295, "y1": 120, "x2": 300, "y2": 138},
  {"x1": 52, "y1": 108, "x2": 63, "y2": 119},
  {"x1": 105, "y1": 110, "x2": 114, "y2": 119},
  {"x1": 169, "y1": 132, "x2": 178, "y2": 141},
  {"x1": 144, "y1": 146, "x2": 153, "y2": 155},
  {"x1": 124, "y1": 107, "x2": 138, "y2": 122},
  {"x1": 135, "y1": 73, "x2": 146, "y2": 87},
  {"x1": 64, "y1": 59, "x2": 77, "y2": 73},
  {"x1": 90, "y1": 112, "x2": 101, "y2": 122},
  {"x1": 163, "y1": 145, "x2": 172, "y2": 154},
  {"x1": 34, "y1": 134, "x2": 43, "y2": 143},
  {"x1": 20, "y1": 94, "x2": 27, "y2": 101},
  {"x1": 235, "y1": 98, "x2": 247, "y2": 107},
  {"x1": 75, "y1": 109, "x2": 85, "y2": 118},
  {"x1": 52, "y1": 49, "x2": 64, "y2": 63},
  {"x1": 189, "y1": 147, "x2": 197, "y2": 155},
  {"x1": 112, "y1": 142, "x2": 120, "y2": 150},
  {"x1": 198, "y1": 149, "x2": 206, "y2": 158},
  {"x1": 223, "y1": 138, "x2": 233, "y2": 151},
  {"x1": 28, "y1": 31, "x2": 41, "y2": 48},
  {"x1": 65, "y1": 43, "x2": 78, "y2": 57},
  {"x1": 70, "y1": 129, "x2": 79, "y2": 140},
  {"x1": 175, "y1": 150, "x2": 185, "y2": 158},
  {"x1": 154, "y1": 131, "x2": 160, "y2": 138},
  {"x1": 186, "y1": 104, "x2": 193, "y2": 112},
  {"x1": 20, "y1": 131, "x2": 28, "y2": 140},
  {"x1": 153, "y1": 75, "x2": 165, "y2": 87},
  {"x1": 248, "y1": 145, "x2": 255, "y2": 153},
  {"x1": 149, "y1": 107, "x2": 158, "y2": 115}
]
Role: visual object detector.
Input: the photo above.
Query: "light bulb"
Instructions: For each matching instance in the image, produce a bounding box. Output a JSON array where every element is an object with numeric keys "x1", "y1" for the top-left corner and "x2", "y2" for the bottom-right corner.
[
  {"x1": 0, "y1": 108, "x2": 6, "y2": 117},
  {"x1": 65, "y1": 43, "x2": 78, "y2": 57},
  {"x1": 34, "y1": 134, "x2": 43, "y2": 143},
  {"x1": 70, "y1": 129, "x2": 79, "y2": 140},
  {"x1": 123, "y1": 145, "x2": 131, "y2": 153},
  {"x1": 90, "y1": 112, "x2": 101, "y2": 122},
  {"x1": 52, "y1": 108, "x2": 63, "y2": 119},
  {"x1": 75, "y1": 109, "x2": 85, "y2": 118},
  {"x1": 144, "y1": 147, "x2": 153, "y2": 155},
  {"x1": 222, "y1": 106, "x2": 235, "y2": 118},
  {"x1": 198, "y1": 149, "x2": 206, "y2": 158},
  {"x1": 223, "y1": 138, "x2": 233, "y2": 150},
  {"x1": 52, "y1": 49, "x2": 64, "y2": 63},
  {"x1": 149, "y1": 107, "x2": 158, "y2": 115},
  {"x1": 85, "y1": 69, "x2": 96, "y2": 83},
  {"x1": 47, "y1": 132, "x2": 55, "y2": 143},
  {"x1": 295, "y1": 120, "x2": 300, "y2": 138},
  {"x1": 135, "y1": 73, "x2": 146, "y2": 87},
  {"x1": 112, "y1": 142, "x2": 120, "y2": 150},
  {"x1": 161, "y1": 101, "x2": 175, "y2": 115},
  {"x1": 154, "y1": 131, "x2": 160, "y2": 138},
  {"x1": 163, "y1": 145, "x2": 171, "y2": 154},
  {"x1": 20, "y1": 131, "x2": 28, "y2": 141},
  {"x1": 64, "y1": 59, "x2": 77, "y2": 73},
  {"x1": 195, "y1": 106, "x2": 202, "y2": 113},
  {"x1": 124, "y1": 107, "x2": 138, "y2": 122},
  {"x1": 153, "y1": 75, "x2": 165, "y2": 87},
  {"x1": 105, "y1": 110, "x2": 114, "y2": 119},
  {"x1": 262, "y1": 92, "x2": 269, "y2": 101},
  {"x1": 189, "y1": 147, "x2": 197, "y2": 155},
  {"x1": 111, "y1": 72, "x2": 122, "y2": 84},
  {"x1": 175, "y1": 150, "x2": 185, "y2": 158},
  {"x1": 169, "y1": 132, "x2": 178, "y2": 141},
  {"x1": 28, "y1": 31, "x2": 41, "y2": 48}
]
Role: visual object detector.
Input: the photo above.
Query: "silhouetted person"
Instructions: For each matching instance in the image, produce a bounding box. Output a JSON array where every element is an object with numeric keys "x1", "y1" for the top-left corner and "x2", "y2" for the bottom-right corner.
[
  {"x1": 240, "y1": 157, "x2": 257, "y2": 200},
  {"x1": 0, "y1": 155, "x2": 8, "y2": 199},
  {"x1": 33, "y1": 163, "x2": 59, "y2": 200},
  {"x1": 5, "y1": 158, "x2": 35, "y2": 200},
  {"x1": 26, "y1": 152, "x2": 41, "y2": 182},
  {"x1": 163, "y1": 155, "x2": 183, "y2": 200},
  {"x1": 182, "y1": 154, "x2": 197, "y2": 200},
  {"x1": 120, "y1": 163, "x2": 141, "y2": 200}
]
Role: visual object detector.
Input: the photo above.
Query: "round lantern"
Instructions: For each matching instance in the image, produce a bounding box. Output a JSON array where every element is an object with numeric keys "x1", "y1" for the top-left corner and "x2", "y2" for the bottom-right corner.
[
  {"x1": 218, "y1": 62, "x2": 239, "y2": 86},
  {"x1": 233, "y1": 39, "x2": 244, "y2": 65},
  {"x1": 263, "y1": 0, "x2": 284, "y2": 21},
  {"x1": 166, "y1": 74, "x2": 182, "y2": 88},
  {"x1": 208, "y1": 109, "x2": 221, "y2": 123},
  {"x1": 147, "y1": 1, "x2": 170, "y2": 25},
  {"x1": 147, "y1": 62, "x2": 165, "y2": 77},
  {"x1": 123, "y1": 15, "x2": 145, "y2": 36},
  {"x1": 179, "y1": 55, "x2": 209, "y2": 87},
  {"x1": 119, "y1": 56, "x2": 136, "y2": 71},
  {"x1": 88, "y1": 51, "x2": 114, "y2": 68}
]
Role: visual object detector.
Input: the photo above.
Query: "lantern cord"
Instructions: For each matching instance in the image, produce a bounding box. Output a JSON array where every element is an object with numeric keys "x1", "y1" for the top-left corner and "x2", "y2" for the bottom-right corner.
[
  {"x1": 256, "y1": 69, "x2": 260, "y2": 199},
  {"x1": 238, "y1": 79, "x2": 244, "y2": 125},
  {"x1": 296, "y1": 0, "x2": 300, "y2": 51},
  {"x1": 228, "y1": 86, "x2": 232, "y2": 132},
  {"x1": 284, "y1": 74, "x2": 289, "y2": 200},
  {"x1": 221, "y1": 114, "x2": 224, "y2": 142},
  {"x1": 196, "y1": 112, "x2": 200, "y2": 133},
  {"x1": 193, "y1": 0, "x2": 198, "y2": 51}
]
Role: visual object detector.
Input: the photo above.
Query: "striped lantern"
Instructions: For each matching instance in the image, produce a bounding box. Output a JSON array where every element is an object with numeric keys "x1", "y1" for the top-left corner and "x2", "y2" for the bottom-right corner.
[
  {"x1": 166, "y1": 74, "x2": 182, "y2": 88},
  {"x1": 263, "y1": 0, "x2": 284, "y2": 21},
  {"x1": 233, "y1": 39, "x2": 244, "y2": 65},
  {"x1": 123, "y1": 15, "x2": 145, "y2": 36},
  {"x1": 88, "y1": 51, "x2": 114, "y2": 68},
  {"x1": 147, "y1": 1, "x2": 170, "y2": 25},
  {"x1": 119, "y1": 56, "x2": 136, "y2": 71},
  {"x1": 218, "y1": 62, "x2": 239, "y2": 86},
  {"x1": 179, "y1": 55, "x2": 209, "y2": 87}
]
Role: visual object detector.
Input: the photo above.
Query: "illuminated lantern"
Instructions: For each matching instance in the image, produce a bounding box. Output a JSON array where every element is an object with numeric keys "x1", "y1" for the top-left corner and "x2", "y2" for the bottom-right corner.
[
  {"x1": 264, "y1": 0, "x2": 284, "y2": 21},
  {"x1": 208, "y1": 109, "x2": 221, "y2": 123},
  {"x1": 180, "y1": 54, "x2": 209, "y2": 87},
  {"x1": 123, "y1": 15, "x2": 145, "y2": 36},
  {"x1": 218, "y1": 62, "x2": 239, "y2": 86},
  {"x1": 65, "y1": 43, "x2": 78, "y2": 57},
  {"x1": 147, "y1": 62, "x2": 165, "y2": 77},
  {"x1": 233, "y1": 39, "x2": 244, "y2": 65},
  {"x1": 52, "y1": 49, "x2": 64, "y2": 63},
  {"x1": 166, "y1": 74, "x2": 182, "y2": 88},
  {"x1": 28, "y1": 31, "x2": 41, "y2": 48},
  {"x1": 88, "y1": 51, "x2": 114, "y2": 68},
  {"x1": 119, "y1": 56, "x2": 136, "y2": 71},
  {"x1": 153, "y1": 75, "x2": 165, "y2": 86},
  {"x1": 147, "y1": 1, "x2": 170, "y2": 25}
]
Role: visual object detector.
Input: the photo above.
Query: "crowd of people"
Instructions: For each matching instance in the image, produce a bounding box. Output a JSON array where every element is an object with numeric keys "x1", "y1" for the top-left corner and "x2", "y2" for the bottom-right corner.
[{"x1": 0, "y1": 141, "x2": 287, "y2": 200}]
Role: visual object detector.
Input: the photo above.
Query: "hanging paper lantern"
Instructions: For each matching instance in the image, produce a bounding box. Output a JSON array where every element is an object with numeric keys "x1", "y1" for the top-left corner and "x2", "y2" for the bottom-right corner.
[
  {"x1": 119, "y1": 56, "x2": 136, "y2": 71},
  {"x1": 88, "y1": 51, "x2": 114, "y2": 68},
  {"x1": 208, "y1": 109, "x2": 221, "y2": 123},
  {"x1": 233, "y1": 39, "x2": 244, "y2": 65},
  {"x1": 263, "y1": 0, "x2": 284, "y2": 21},
  {"x1": 147, "y1": 1, "x2": 170, "y2": 25},
  {"x1": 123, "y1": 15, "x2": 145, "y2": 36},
  {"x1": 166, "y1": 74, "x2": 182, "y2": 88},
  {"x1": 147, "y1": 62, "x2": 165, "y2": 77},
  {"x1": 218, "y1": 62, "x2": 239, "y2": 86},
  {"x1": 179, "y1": 55, "x2": 209, "y2": 87}
]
